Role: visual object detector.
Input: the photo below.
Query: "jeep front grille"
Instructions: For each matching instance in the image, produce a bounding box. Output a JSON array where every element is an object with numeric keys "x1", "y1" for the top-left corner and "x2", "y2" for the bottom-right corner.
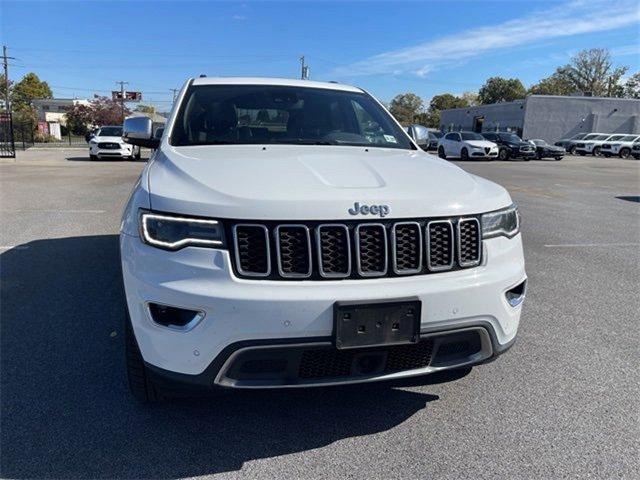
[{"x1": 231, "y1": 217, "x2": 482, "y2": 280}]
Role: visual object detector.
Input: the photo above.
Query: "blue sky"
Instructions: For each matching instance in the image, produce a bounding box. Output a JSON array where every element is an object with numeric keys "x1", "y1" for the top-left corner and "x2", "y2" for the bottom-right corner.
[{"x1": 1, "y1": 0, "x2": 638, "y2": 110}]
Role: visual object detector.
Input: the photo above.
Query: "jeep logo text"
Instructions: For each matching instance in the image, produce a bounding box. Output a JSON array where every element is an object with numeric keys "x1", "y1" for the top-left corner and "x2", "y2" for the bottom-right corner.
[{"x1": 348, "y1": 202, "x2": 390, "y2": 217}]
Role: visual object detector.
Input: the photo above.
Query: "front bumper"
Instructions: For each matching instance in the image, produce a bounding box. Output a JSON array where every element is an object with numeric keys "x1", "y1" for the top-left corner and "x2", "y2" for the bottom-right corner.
[
  {"x1": 470, "y1": 148, "x2": 499, "y2": 158},
  {"x1": 90, "y1": 144, "x2": 133, "y2": 158},
  {"x1": 121, "y1": 232, "x2": 526, "y2": 386}
]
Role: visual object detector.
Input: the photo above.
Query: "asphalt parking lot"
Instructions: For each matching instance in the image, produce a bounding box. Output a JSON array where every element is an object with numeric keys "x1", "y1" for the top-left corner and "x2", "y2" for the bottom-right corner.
[{"x1": 1, "y1": 149, "x2": 638, "y2": 479}]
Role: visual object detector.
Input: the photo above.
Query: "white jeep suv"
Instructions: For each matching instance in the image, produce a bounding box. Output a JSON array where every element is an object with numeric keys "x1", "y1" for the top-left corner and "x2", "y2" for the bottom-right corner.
[
  {"x1": 437, "y1": 132, "x2": 499, "y2": 160},
  {"x1": 600, "y1": 134, "x2": 640, "y2": 158},
  {"x1": 120, "y1": 77, "x2": 526, "y2": 401}
]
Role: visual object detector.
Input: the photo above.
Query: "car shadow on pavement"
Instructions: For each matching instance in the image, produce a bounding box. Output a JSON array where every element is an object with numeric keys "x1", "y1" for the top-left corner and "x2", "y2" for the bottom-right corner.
[
  {"x1": 0, "y1": 235, "x2": 460, "y2": 479},
  {"x1": 65, "y1": 156, "x2": 147, "y2": 163}
]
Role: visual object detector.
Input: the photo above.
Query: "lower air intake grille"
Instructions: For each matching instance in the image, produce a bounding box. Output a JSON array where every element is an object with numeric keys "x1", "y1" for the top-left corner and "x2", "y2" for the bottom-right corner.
[
  {"x1": 234, "y1": 225, "x2": 270, "y2": 276},
  {"x1": 298, "y1": 340, "x2": 434, "y2": 379},
  {"x1": 458, "y1": 218, "x2": 481, "y2": 266}
]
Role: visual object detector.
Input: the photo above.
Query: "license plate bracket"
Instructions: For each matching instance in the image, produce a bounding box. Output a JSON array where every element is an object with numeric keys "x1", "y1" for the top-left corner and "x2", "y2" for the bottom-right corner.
[{"x1": 333, "y1": 299, "x2": 421, "y2": 350}]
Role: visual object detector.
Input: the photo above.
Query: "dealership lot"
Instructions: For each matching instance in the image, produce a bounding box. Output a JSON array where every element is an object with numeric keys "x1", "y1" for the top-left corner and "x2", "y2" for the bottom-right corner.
[{"x1": 1, "y1": 150, "x2": 638, "y2": 479}]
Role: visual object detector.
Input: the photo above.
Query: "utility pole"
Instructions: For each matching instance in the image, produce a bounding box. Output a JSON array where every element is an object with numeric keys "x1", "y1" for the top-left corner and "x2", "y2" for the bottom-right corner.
[
  {"x1": 115, "y1": 80, "x2": 128, "y2": 123},
  {"x1": 300, "y1": 56, "x2": 310, "y2": 80},
  {"x1": 2, "y1": 45, "x2": 15, "y2": 113},
  {"x1": 170, "y1": 88, "x2": 179, "y2": 104}
]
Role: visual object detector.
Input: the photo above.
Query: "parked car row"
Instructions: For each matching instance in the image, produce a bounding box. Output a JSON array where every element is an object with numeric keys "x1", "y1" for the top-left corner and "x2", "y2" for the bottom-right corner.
[{"x1": 554, "y1": 132, "x2": 640, "y2": 158}]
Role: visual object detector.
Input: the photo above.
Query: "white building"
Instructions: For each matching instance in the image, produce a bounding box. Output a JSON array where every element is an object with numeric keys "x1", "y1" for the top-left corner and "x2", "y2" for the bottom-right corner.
[{"x1": 31, "y1": 98, "x2": 90, "y2": 139}]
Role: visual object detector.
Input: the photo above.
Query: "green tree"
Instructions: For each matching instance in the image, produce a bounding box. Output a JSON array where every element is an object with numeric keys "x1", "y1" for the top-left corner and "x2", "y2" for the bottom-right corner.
[
  {"x1": 555, "y1": 48, "x2": 628, "y2": 97},
  {"x1": 11, "y1": 72, "x2": 53, "y2": 111},
  {"x1": 478, "y1": 77, "x2": 527, "y2": 104},
  {"x1": 622, "y1": 72, "x2": 640, "y2": 99},
  {"x1": 389, "y1": 93, "x2": 424, "y2": 124},
  {"x1": 423, "y1": 93, "x2": 469, "y2": 128},
  {"x1": 528, "y1": 72, "x2": 575, "y2": 96}
]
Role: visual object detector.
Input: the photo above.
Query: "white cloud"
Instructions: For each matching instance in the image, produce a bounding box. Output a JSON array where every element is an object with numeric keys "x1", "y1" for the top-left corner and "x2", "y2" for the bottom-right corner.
[{"x1": 332, "y1": 0, "x2": 640, "y2": 77}]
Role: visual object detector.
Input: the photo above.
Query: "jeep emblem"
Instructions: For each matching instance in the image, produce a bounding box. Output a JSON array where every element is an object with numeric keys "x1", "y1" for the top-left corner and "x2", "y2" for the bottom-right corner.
[{"x1": 348, "y1": 202, "x2": 390, "y2": 218}]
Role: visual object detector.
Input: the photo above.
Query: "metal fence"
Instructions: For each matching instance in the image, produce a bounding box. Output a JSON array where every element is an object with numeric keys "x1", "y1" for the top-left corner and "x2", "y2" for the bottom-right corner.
[
  {"x1": 12, "y1": 120, "x2": 88, "y2": 150},
  {"x1": 0, "y1": 112, "x2": 16, "y2": 158}
]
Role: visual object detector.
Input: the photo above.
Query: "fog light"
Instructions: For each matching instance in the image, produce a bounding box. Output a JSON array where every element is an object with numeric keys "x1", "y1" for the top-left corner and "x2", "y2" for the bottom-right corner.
[
  {"x1": 148, "y1": 303, "x2": 204, "y2": 330},
  {"x1": 505, "y1": 280, "x2": 527, "y2": 307}
]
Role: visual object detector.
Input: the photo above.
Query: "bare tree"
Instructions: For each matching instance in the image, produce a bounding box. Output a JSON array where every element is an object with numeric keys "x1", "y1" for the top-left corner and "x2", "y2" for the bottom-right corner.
[{"x1": 556, "y1": 48, "x2": 628, "y2": 97}]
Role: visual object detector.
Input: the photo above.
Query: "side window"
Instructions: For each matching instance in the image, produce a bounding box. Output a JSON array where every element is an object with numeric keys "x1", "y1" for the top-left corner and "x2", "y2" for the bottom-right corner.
[
  {"x1": 453, "y1": 133, "x2": 461, "y2": 142},
  {"x1": 444, "y1": 133, "x2": 456, "y2": 141},
  {"x1": 484, "y1": 133, "x2": 495, "y2": 141}
]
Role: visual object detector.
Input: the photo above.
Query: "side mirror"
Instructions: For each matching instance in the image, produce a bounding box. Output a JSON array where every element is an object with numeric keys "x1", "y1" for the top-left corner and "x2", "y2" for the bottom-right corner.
[
  {"x1": 408, "y1": 125, "x2": 429, "y2": 147},
  {"x1": 123, "y1": 116, "x2": 160, "y2": 148}
]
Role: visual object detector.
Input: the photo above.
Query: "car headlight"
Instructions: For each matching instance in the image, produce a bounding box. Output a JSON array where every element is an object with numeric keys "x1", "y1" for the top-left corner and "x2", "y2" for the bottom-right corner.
[
  {"x1": 140, "y1": 210, "x2": 225, "y2": 250},
  {"x1": 481, "y1": 204, "x2": 520, "y2": 239},
  {"x1": 89, "y1": 140, "x2": 97, "y2": 145}
]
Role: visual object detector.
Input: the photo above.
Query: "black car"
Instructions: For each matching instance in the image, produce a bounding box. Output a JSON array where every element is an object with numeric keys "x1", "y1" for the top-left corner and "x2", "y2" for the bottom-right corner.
[
  {"x1": 481, "y1": 132, "x2": 536, "y2": 160},
  {"x1": 528, "y1": 139, "x2": 565, "y2": 160},
  {"x1": 632, "y1": 142, "x2": 640, "y2": 160}
]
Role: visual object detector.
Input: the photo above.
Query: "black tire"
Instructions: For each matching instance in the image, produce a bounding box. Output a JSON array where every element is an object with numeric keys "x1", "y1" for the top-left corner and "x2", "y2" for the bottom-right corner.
[
  {"x1": 89, "y1": 154, "x2": 98, "y2": 161},
  {"x1": 125, "y1": 310, "x2": 161, "y2": 403},
  {"x1": 135, "y1": 148, "x2": 142, "y2": 160},
  {"x1": 555, "y1": 156, "x2": 563, "y2": 161},
  {"x1": 438, "y1": 146, "x2": 446, "y2": 159},
  {"x1": 603, "y1": 153, "x2": 611, "y2": 158},
  {"x1": 498, "y1": 148, "x2": 509, "y2": 161},
  {"x1": 460, "y1": 148, "x2": 469, "y2": 161},
  {"x1": 593, "y1": 146, "x2": 601, "y2": 157},
  {"x1": 536, "y1": 151, "x2": 543, "y2": 160},
  {"x1": 619, "y1": 148, "x2": 631, "y2": 159},
  {"x1": 569, "y1": 145, "x2": 577, "y2": 155}
]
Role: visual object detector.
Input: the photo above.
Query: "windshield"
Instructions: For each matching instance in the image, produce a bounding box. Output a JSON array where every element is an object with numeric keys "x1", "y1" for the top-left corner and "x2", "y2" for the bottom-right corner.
[
  {"x1": 619, "y1": 135, "x2": 638, "y2": 142},
  {"x1": 583, "y1": 134, "x2": 601, "y2": 140},
  {"x1": 571, "y1": 133, "x2": 587, "y2": 140},
  {"x1": 171, "y1": 84, "x2": 413, "y2": 149},
  {"x1": 532, "y1": 139, "x2": 546, "y2": 146},
  {"x1": 460, "y1": 132, "x2": 484, "y2": 141},
  {"x1": 591, "y1": 135, "x2": 610, "y2": 141},
  {"x1": 98, "y1": 127, "x2": 123, "y2": 137},
  {"x1": 499, "y1": 133, "x2": 523, "y2": 143},
  {"x1": 606, "y1": 135, "x2": 625, "y2": 141}
]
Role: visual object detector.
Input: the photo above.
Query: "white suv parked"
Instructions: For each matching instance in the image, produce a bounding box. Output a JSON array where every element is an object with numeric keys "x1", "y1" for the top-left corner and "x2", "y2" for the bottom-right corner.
[
  {"x1": 437, "y1": 132, "x2": 499, "y2": 160},
  {"x1": 120, "y1": 77, "x2": 526, "y2": 401},
  {"x1": 600, "y1": 134, "x2": 640, "y2": 158},
  {"x1": 574, "y1": 133, "x2": 628, "y2": 156},
  {"x1": 89, "y1": 125, "x2": 140, "y2": 160}
]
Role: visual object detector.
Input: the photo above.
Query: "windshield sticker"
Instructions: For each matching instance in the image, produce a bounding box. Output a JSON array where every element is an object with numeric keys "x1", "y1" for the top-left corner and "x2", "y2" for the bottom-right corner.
[{"x1": 384, "y1": 135, "x2": 397, "y2": 143}]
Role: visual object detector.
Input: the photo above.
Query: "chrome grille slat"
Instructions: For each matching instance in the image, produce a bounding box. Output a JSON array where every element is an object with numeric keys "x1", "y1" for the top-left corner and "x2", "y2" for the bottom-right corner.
[
  {"x1": 426, "y1": 220, "x2": 454, "y2": 271},
  {"x1": 316, "y1": 224, "x2": 351, "y2": 278},
  {"x1": 392, "y1": 222, "x2": 422, "y2": 274},
  {"x1": 232, "y1": 217, "x2": 482, "y2": 280},
  {"x1": 275, "y1": 225, "x2": 312, "y2": 278},
  {"x1": 233, "y1": 224, "x2": 271, "y2": 277},
  {"x1": 458, "y1": 218, "x2": 481, "y2": 267},
  {"x1": 355, "y1": 224, "x2": 388, "y2": 277}
]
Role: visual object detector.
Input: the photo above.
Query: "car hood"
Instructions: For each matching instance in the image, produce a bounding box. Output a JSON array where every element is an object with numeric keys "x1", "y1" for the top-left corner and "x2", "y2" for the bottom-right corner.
[
  {"x1": 544, "y1": 144, "x2": 565, "y2": 151},
  {"x1": 464, "y1": 140, "x2": 496, "y2": 148},
  {"x1": 146, "y1": 145, "x2": 512, "y2": 220}
]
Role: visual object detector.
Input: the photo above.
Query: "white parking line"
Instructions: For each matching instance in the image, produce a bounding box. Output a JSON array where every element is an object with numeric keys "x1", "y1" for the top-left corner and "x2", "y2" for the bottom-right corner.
[
  {"x1": 0, "y1": 209, "x2": 106, "y2": 213},
  {"x1": 544, "y1": 243, "x2": 640, "y2": 248}
]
